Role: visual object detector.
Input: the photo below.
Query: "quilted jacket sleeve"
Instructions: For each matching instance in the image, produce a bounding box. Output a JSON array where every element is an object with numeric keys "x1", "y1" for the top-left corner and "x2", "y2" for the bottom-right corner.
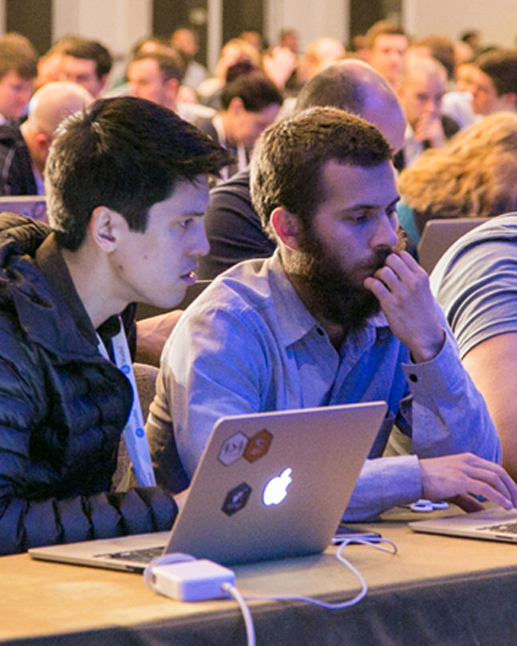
[{"x1": 0, "y1": 331, "x2": 178, "y2": 555}]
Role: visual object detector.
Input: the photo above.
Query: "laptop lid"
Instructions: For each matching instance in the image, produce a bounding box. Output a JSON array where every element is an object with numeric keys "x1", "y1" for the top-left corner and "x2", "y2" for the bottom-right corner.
[
  {"x1": 417, "y1": 218, "x2": 489, "y2": 274},
  {"x1": 410, "y1": 506, "x2": 517, "y2": 543},
  {"x1": 29, "y1": 402, "x2": 387, "y2": 571}
]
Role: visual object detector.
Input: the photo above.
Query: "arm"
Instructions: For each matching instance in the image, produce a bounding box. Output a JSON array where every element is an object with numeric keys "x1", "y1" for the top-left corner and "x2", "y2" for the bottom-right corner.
[
  {"x1": 0, "y1": 346, "x2": 177, "y2": 555},
  {"x1": 149, "y1": 302, "x2": 273, "y2": 479},
  {"x1": 365, "y1": 250, "x2": 500, "y2": 461},
  {"x1": 344, "y1": 452, "x2": 517, "y2": 522},
  {"x1": 462, "y1": 334, "x2": 517, "y2": 482},
  {"x1": 135, "y1": 310, "x2": 184, "y2": 366}
]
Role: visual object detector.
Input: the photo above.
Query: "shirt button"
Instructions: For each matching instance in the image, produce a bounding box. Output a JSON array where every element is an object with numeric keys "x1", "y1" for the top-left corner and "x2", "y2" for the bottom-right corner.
[{"x1": 409, "y1": 374, "x2": 418, "y2": 383}]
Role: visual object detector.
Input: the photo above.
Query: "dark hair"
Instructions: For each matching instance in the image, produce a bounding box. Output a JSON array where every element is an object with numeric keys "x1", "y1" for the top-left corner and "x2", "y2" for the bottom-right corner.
[
  {"x1": 476, "y1": 48, "x2": 517, "y2": 97},
  {"x1": 46, "y1": 96, "x2": 233, "y2": 251},
  {"x1": 250, "y1": 106, "x2": 393, "y2": 237},
  {"x1": 0, "y1": 33, "x2": 38, "y2": 80},
  {"x1": 63, "y1": 38, "x2": 113, "y2": 79},
  {"x1": 221, "y1": 71, "x2": 283, "y2": 112},
  {"x1": 131, "y1": 50, "x2": 185, "y2": 83},
  {"x1": 294, "y1": 63, "x2": 365, "y2": 114}
]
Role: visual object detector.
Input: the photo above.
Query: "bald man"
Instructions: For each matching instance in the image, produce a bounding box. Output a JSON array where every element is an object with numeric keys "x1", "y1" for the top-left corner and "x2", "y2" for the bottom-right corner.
[
  {"x1": 198, "y1": 58, "x2": 407, "y2": 278},
  {"x1": 0, "y1": 81, "x2": 93, "y2": 195}
]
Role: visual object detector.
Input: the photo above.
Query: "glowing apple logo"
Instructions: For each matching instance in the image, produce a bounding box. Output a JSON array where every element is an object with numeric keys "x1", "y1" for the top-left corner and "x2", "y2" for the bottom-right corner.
[{"x1": 262, "y1": 468, "x2": 293, "y2": 506}]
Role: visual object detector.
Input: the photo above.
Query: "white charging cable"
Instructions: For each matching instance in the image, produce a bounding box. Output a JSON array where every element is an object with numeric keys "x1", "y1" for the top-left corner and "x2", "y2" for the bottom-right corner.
[{"x1": 144, "y1": 538, "x2": 397, "y2": 646}]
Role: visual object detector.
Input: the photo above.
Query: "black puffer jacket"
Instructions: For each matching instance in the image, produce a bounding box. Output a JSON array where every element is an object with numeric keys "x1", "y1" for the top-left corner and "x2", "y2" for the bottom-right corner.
[{"x1": 0, "y1": 214, "x2": 177, "y2": 554}]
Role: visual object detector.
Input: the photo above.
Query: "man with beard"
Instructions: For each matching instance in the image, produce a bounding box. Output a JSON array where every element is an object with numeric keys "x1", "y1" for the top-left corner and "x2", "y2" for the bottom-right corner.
[{"x1": 148, "y1": 107, "x2": 516, "y2": 520}]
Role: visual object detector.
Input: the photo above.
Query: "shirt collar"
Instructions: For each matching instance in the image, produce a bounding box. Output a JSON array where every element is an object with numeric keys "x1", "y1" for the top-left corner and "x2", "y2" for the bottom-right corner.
[{"x1": 266, "y1": 250, "x2": 391, "y2": 348}]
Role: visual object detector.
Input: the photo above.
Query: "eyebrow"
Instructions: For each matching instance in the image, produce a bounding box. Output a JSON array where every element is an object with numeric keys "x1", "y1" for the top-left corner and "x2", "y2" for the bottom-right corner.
[{"x1": 340, "y1": 196, "x2": 400, "y2": 214}]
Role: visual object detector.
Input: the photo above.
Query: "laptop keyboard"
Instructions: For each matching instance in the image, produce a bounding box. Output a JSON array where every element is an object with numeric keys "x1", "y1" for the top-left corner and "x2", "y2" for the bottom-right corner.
[
  {"x1": 97, "y1": 546, "x2": 164, "y2": 563},
  {"x1": 478, "y1": 521, "x2": 517, "y2": 535}
]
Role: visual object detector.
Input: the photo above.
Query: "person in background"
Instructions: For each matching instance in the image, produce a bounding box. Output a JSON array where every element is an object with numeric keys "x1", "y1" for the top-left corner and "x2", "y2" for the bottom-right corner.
[
  {"x1": 469, "y1": 48, "x2": 517, "y2": 117},
  {"x1": 365, "y1": 20, "x2": 409, "y2": 90},
  {"x1": 171, "y1": 27, "x2": 208, "y2": 91},
  {"x1": 191, "y1": 71, "x2": 282, "y2": 181},
  {"x1": 397, "y1": 56, "x2": 459, "y2": 168},
  {"x1": 0, "y1": 81, "x2": 93, "y2": 196},
  {"x1": 0, "y1": 33, "x2": 38, "y2": 124},
  {"x1": 397, "y1": 112, "x2": 517, "y2": 244},
  {"x1": 60, "y1": 37, "x2": 113, "y2": 98}
]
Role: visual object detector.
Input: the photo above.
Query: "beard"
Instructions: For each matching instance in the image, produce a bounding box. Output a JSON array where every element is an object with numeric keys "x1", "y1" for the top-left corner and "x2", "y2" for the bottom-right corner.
[{"x1": 288, "y1": 225, "x2": 398, "y2": 333}]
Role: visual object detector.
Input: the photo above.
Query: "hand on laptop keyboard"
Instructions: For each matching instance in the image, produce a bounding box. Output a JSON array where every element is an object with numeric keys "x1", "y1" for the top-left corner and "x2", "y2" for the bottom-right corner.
[{"x1": 419, "y1": 453, "x2": 517, "y2": 512}]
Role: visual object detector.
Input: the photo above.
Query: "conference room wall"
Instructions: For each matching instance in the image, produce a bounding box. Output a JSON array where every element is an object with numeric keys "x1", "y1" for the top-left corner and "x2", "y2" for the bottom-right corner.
[{"x1": 0, "y1": 0, "x2": 514, "y2": 82}]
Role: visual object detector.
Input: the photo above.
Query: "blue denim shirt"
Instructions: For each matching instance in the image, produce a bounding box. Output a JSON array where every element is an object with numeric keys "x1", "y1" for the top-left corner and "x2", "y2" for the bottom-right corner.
[{"x1": 150, "y1": 250, "x2": 499, "y2": 520}]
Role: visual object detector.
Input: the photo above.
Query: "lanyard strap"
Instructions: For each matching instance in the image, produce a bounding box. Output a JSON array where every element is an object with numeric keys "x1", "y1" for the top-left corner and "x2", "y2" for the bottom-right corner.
[{"x1": 97, "y1": 319, "x2": 156, "y2": 487}]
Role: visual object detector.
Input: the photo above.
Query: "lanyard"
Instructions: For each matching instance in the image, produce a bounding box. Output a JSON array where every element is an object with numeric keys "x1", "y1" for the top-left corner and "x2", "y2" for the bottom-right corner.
[{"x1": 97, "y1": 319, "x2": 156, "y2": 487}]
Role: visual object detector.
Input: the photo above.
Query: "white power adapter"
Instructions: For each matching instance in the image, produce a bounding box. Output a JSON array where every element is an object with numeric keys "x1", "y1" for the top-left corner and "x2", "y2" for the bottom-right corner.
[{"x1": 148, "y1": 558, "x2": 236, "y2": 602}]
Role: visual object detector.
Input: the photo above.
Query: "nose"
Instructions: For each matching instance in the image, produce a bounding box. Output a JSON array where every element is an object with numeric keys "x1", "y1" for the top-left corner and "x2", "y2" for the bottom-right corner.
[
  {"x1": 188, "y1": 218, "x2": 210, "y2": 258},
  {"x1": 371, "y1": 213, "x2": 398, "y2": 249}
]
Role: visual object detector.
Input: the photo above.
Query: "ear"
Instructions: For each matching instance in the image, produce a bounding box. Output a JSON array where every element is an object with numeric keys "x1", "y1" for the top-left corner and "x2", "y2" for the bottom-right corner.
[
  {"x1": 271, "y1": 207, "x2": 301, "y2": 250},
  {"x1": 35, "y1": 132, "x2": 51, "y2": 155},
  {"x1": 89, "y1": 206, "x2": 125, "y2": 253},
  {"x1": 228, "y1": 96, "x2": 245, "y2": 115},
  {"x1": 164, "y1": 77, "x2": 180, "y2": 99},
  {"x1": 501, "y1": 92, "x2": 517, "y2": 109}
]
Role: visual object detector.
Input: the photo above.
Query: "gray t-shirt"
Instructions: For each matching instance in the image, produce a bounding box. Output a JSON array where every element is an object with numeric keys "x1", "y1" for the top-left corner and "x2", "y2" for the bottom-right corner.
[{"x1": 430, "y1": 212, "x2": 517, "y2": 358}]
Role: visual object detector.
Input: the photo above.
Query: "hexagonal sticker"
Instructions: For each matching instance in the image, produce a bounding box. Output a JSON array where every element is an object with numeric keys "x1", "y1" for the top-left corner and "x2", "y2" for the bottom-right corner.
[
  {"x1": 222, "y1": 482, "x2": 252, "y2": 516},
  {"x1": 218, "y1": 431, "x2": 248, "y2": 466},
  {"x1": 244, "y1": 429, "x2": 273, "y2": 463}
]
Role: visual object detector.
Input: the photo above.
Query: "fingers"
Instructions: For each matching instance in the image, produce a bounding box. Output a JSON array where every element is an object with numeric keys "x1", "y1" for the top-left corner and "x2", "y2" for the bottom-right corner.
[{"x1": 420, "y1": 454, "x2": 517, "y2": 512}]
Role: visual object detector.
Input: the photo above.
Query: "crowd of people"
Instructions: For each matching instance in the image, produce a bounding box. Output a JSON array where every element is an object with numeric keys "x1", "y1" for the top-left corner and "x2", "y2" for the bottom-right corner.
[{"x1": 1, "y1": 20, "x2": 517, "y2": 555}]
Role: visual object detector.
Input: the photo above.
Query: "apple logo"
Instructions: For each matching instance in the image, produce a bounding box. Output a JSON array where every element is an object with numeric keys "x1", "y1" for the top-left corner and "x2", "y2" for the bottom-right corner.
[{"x1": 262, "y1": 468, "x2": 293, "y2": 506}]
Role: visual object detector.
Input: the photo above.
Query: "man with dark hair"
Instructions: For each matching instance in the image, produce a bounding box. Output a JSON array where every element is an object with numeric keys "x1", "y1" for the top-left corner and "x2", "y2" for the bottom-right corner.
[
  {"x1": 198, "y1": 59, "x2": 406, "y2": 278},
  {"x1": 60, "y1": 37, "x2": 113, "y2": 97},
  {"x1": 0, "y1": 96, "x2": 232, "y2": 554},
  {"x1": 0, "y1": 33, "x2": 38, "y2": 123},
  {"x1": 470, "y1": 48, "x2": 517, "y2": 115},
  {"x1": 150, "y1": 106, "x2": 516, "y2": 521},
  {"x1": 191, "y1": 71, "x2": 282, "y2": 180}
]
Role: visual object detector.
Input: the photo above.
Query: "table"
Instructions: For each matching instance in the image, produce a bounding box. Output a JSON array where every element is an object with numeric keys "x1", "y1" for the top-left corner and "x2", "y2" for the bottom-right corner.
[{"x1": 2, "y1": 509, "x2": 517, "y2": 645}]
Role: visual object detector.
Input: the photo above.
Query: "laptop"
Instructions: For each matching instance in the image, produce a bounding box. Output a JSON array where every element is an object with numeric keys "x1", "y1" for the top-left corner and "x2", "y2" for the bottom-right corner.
[
  {"x1": 417, "y1": 218, "x2": 488, "y2": 274},
  {"x1": 410, "y1": 506, "x2": 517, "y2": 544},
  {"x1": 29, "y1": 402, "x2": 387, "y2": 572},
  {"x1": 0, "y1": 195, "x2": 47, "y2": 222}
]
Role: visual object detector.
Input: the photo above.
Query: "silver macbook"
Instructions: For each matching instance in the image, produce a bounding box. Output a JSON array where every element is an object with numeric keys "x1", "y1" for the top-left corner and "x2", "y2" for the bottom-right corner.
[
  {"x1": 410, "y1": 506, "x2": 517, "y2": 543},
  {"x1": 0, "y1": 195, "x2": 47, "y2": 222},
  {"x1": 29, "y1": 402, "x2": 387, "y2": 571}
]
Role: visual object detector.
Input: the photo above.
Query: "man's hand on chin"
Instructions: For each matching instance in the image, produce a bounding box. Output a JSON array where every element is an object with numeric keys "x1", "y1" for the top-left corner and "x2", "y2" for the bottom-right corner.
[{"x1": 363, "y1": 250, "x2": 445, "y2": 362}]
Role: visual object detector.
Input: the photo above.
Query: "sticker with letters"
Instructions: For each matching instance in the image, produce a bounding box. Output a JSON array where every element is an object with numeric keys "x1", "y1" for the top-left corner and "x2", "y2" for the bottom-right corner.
[
  {"x1": 218, "y1": 431, "x2": 248, "y2": 466},
  {"x1": 222, "y1": 482, "x2": 252, "y2": 516},
  {"x1": 244, "y1": 429, "x2": 273, "y2": 463}
]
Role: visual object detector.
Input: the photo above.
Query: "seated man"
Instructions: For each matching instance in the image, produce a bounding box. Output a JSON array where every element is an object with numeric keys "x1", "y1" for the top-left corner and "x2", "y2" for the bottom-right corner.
[
  {"x1": 430, "y1": 213, "x2": 517, "y2": 483},
  {"x1": 0, "y1": 81, "x2": 93, "y2": 195},
  {"x1": 149, "y1": 106, "x2": 517, "y2": 520},
  {"x1": 191, "y1": 70, "x2": 283, "y2": 181},
  {"x1": 60, "y1": 37, "x2": 113, "y2": 98},
  {"x1": 0, "y1": 96, "x2": 231, "y2": 554},
  {"x1": 198, "y1": 58, "x2": 407, "y2": 279}
]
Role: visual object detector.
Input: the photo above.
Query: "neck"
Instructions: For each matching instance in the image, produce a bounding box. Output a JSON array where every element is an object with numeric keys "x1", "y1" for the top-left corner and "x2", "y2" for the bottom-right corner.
[
  {"x1": 61, "y1": 245, "x2": 126, "y2": 330},
  {"x1": 219, "y1": 111, "x2": 236, "y2": 148}
]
